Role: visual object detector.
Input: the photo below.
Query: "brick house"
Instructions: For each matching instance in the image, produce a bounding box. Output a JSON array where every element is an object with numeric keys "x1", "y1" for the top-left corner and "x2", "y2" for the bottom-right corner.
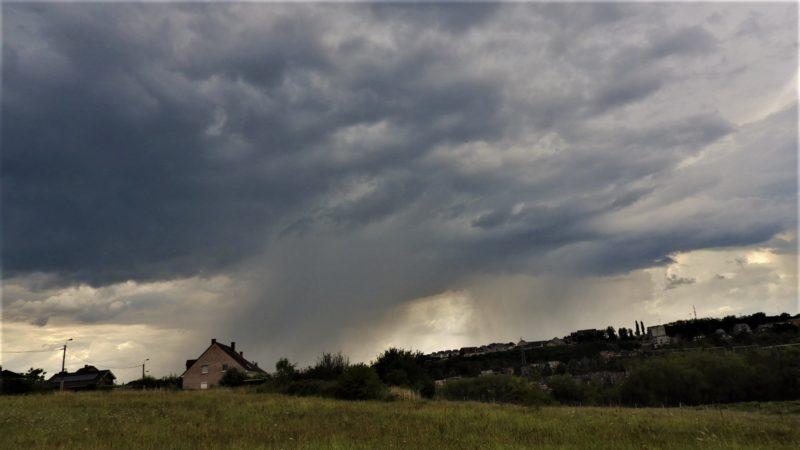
[{"x1": 181, "y1": 339, "x2": 266, "y2": 390}]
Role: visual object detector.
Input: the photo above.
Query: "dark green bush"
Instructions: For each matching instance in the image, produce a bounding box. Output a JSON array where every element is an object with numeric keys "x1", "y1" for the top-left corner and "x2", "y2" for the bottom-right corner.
[
  {"x1": 220, "y1": 368, "x2": 247, "y2": 387},
  {"x1": 274, "y1": 358, "x2": 298, "y2": 384},
  {"x1": 286, "y1": 379, "x2": 338, "y2": 397},
  {"x1": 125, "y1": 374, "x2": 182, "y2": 390},
  {"x1": 305, "y1": 352, "x2": 349, "y2": 381},
  {"x1": 620, "y1": 352, "x2": 756, "y2": 406},
  {"x1": 418, "y1": 378, "x2": 436, "y2": 399},
  {"x1": 335, "y1": 364, "x2": 385, "y2": 400},
  {"x1": 437, "y1": 375, "x2": 547, "y2": 406},
  {"x1": 547, "y1": 374, "x2": 587, "y2": 404},
  {"x1": 373, "y1": 348, "x2": 426, "y2": 386},
  {"x1": 1, "y1": 368, "x2": 48, "y2": 395}
]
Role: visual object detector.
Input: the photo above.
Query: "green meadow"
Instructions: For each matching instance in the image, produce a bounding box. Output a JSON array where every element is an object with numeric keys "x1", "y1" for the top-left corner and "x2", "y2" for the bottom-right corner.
[{"x1": 1, "y1": 390, "x2": 799, "y2": 449}]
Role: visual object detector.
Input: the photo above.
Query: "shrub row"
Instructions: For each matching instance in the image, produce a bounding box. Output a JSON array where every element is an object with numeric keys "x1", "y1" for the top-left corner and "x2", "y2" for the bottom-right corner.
[{"x1": 437, "y1": 375, "x2": 548, "y2": 406}]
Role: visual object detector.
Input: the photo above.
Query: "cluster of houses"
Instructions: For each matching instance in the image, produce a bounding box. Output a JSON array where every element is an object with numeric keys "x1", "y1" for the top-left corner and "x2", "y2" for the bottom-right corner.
[
  {"x1": 689, "y1": 318, "x2": 800, "y2": 343},
  {"x1": 12, "y1": 338, "x2": 266, "y2": 391},
  {"x1": 426, "y1": 325, "x2": 674, "y2": 360},
  {"x1": 427, "y1": 337, "x2": 566, "y2": 359},
  {"x1": 0, "y1": 365, "x2": 118, "y2": 392}
]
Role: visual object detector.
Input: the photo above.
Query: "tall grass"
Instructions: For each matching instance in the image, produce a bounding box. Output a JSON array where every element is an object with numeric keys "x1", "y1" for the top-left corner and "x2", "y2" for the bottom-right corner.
[{"x1": 1, "y1": 390, "x2": 798, "y2": 449}]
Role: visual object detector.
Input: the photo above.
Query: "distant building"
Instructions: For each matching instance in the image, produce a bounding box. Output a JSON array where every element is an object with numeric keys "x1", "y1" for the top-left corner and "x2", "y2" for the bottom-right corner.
[
  {"x1": 598, "y1": 351, "x2": 619, "y2": 361},
  {"x1": 459, "y1": 346, "x2": 479, "y2": 357},
  {"x1": 2, "y1": 369, "x2": 28, "y2": 394},
  {"x1": 181, "y1": 339, "x2": 266, "y2": 390},
  {"x1": 48, "y1": 365, "x2": 115, "y2": 390},
  {"x1": 428, "y1": 349, "x2": 459, "y2": 359},
  {"x1": 546, "y1": 337, "x2": 566, "y2": 347},
  {"x1": 647, "y1": 325, "x2": 671, "y2": 347},
  {"x1": 526, "y1": 360, "x2": 563, "y2": 374},
  {"x1": 732, "y1": 323, "x2": 751, "y2": 335},
  {"x1": 434, "y1": 376, "x2": 462, "y2": 388},
  {"x1": 714, "y1": 329, "x2": 733, "y2": 342},
  {"x1": 756, "y1": 323, "x2": 775, "y2": 333}
]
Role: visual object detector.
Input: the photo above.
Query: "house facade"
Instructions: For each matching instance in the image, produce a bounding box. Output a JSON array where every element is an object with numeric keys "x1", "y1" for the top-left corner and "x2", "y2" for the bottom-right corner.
[
  {"x1": 181, "y1": 339, "x2": 266, "y2": 390},
  {"x1": 647, "y1": 325, "x2": 671, "y2": 347}
]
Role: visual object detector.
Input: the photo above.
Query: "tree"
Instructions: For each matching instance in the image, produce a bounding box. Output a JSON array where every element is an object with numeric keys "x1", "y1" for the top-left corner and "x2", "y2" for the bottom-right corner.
[
  {"x1": 275, "y1": 358, "x2": 297, "y2": 384},
  {"x1": 335, "y1": 364, "x2": 384, "y2": 400},
  {"x1": 306, "y1": 352, "x2": 349, "y2": 381},
  {"x1": 635, "y1": 321, "x2": 640, "y2": 336},
  {"x1": 372, "y1": 348, "x2": 430, "y2": 392},
  {"x1": 606, "y1": 326, "x2": 617, "y2": 341},
  {"x1": 640, "y1": 321, "x2": 646, "y2": 335},
  {"x1": 548, "y1": 374, "x2": 587, "y2": 404},
  {"x1": 618, "y1": 327, "x2": 629, "y2": 340}
]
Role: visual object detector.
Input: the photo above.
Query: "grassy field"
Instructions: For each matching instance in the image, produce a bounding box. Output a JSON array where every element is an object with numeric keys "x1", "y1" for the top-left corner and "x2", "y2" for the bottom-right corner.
[{"x1": 1, "y1": 391, "x2": 799, "y2": 449}]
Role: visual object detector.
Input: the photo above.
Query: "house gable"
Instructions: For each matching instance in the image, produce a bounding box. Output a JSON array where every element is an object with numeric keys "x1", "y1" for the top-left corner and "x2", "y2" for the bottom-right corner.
[{"x1": 181, "y1": 339, "x2": 263, "y2": 390}]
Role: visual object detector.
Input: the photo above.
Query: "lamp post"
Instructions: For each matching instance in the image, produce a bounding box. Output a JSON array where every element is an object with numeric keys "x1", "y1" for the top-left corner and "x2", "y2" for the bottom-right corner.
[
  {"x1": 60, "y1": 338, "x2": 73, "y2": 391},
  {"x1": 142, "y1": 358, "x2": 149, "y2": 390}
]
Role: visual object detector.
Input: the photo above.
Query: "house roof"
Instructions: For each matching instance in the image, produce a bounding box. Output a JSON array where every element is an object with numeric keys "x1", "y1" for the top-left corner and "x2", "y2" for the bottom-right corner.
[
  {"x1": 214, "y1": 342, "x2": 265, "y2": 373},
  {"x1": 1, "y1": 369, "x2": 25, "y2": 379},
  {"x1": 181, "y1": 340, "x2": 266, "y2": 377},
  {"x1": 48, "y1": 365, "x2": 115, "y2": 386}
]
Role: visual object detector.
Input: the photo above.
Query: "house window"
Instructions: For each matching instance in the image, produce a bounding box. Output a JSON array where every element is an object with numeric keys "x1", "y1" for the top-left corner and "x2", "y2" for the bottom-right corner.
[
  {"x1": 222, "y1": 364, "x2": 229, "y2": 371},
  {"x1": 201, "y1": 365, "x2": 209, "y2": 374},
  {"x1": 200, "y1": 382, "x2": 208, "y2": 390}
]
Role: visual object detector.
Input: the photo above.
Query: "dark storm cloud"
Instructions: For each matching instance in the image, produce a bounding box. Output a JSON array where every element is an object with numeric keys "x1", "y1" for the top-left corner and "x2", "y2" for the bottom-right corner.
[
  {"x1": 2, "y1": 2, "x2": 796, "y2": 302},
  {"x1": 368, "y1": 2, "x2": 500, "y2": 32},
  {"x1": 1, "y1": 3, "x2": 505, "y2": 286}
]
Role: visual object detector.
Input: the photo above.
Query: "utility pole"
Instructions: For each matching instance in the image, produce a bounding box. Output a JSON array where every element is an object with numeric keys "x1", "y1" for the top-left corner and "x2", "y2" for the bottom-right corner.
[
  {"x1": 693, "y1": 305, "x2": 697, "y2": 321},
  {"x1": 60, "y1": 338, "x2": 73, "y2": 391},
  {"x1": 141, "y1": 358, "x2": 149, "y2": 390}
]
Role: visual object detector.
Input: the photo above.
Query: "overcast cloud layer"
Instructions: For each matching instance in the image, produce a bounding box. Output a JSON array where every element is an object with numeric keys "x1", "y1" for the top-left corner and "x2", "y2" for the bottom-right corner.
[{"x1": 2, "y1": 3, "x2": 797, "y2": 380}]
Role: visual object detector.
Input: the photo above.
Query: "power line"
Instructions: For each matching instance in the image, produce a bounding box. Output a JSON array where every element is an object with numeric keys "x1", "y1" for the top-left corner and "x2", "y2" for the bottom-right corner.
[
  {"x1": 3, "y1": 348, "x2": 61, "y2": 353},
  {"x1": 67, "y1": 352, "x2": 144, "y2": 370}
]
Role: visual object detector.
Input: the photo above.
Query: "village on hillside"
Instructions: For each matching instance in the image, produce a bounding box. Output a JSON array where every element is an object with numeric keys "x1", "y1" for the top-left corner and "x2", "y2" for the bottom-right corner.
[{"x1": 3, "y1": 311, "x2": 799, "y2": 396}]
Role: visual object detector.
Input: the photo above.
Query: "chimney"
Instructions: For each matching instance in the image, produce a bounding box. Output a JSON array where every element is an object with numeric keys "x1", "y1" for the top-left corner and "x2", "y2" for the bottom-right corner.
[
  {"x1": 231, "y1": 342, "x2": 236, "y2": 351},
  {"x1": 211, "y1": 338, "x2": 217, "y2": 345}
]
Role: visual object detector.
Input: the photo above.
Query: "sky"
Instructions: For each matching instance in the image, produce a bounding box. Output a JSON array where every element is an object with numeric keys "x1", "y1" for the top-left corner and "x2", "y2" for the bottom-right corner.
[{"x1": 1, "y1": 2, "x2": 798, "y2": 382}]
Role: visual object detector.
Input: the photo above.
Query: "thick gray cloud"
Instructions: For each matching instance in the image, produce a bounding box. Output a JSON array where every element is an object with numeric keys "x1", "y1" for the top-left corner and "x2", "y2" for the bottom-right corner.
[{"x1": 2, "y1": 3, "x2": 797, "y2": 372}]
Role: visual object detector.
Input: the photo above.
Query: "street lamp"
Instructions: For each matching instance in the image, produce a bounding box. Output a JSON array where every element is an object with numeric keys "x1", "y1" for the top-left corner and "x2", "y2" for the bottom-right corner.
[{"x1": 142, "y1": 358, "x2": 150, "y2": 390}]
